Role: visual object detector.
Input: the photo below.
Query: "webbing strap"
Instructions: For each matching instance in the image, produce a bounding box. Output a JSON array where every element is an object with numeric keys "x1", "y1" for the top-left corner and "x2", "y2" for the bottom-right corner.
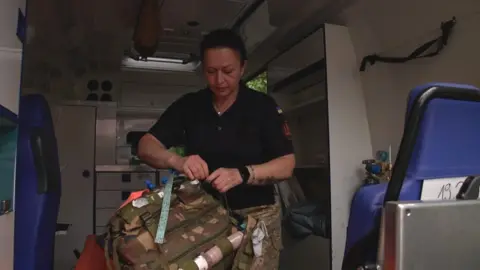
[
  {"x1": 216, "y1": 237, "x2": 234, "y2": 255},
  {"x1": 105, "y1": 231, "x2": 112, "y2": 270},
  {"x1": 232, "y1": 216, "x2": 256, "y2": 270},
  {"x1": 105, "y1": 218, "x2": 125, "y2": 270},
  {"x1": 177, "y1": 260, "x2": 200, "y2": 270},
  {"x1": 223, "y1": 193, "x2": 233, "y2": 216},
  {"x1": 359, "y1": 17, "x2": 456, "y2": 71},
  {"x1": 112, "y1": 237, "x2": 121, "y2": 270}
]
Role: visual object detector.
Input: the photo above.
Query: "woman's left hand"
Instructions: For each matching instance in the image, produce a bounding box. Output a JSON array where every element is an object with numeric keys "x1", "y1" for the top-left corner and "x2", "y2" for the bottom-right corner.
[{"x1": 206, "y1": 168, "x2": 243, "y2": 193}]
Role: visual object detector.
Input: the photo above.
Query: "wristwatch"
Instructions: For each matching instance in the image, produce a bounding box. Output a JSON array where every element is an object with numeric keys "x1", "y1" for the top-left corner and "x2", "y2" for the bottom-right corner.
[{"x1": 237, "y1": 166, "x2": 250, "y2": 184}]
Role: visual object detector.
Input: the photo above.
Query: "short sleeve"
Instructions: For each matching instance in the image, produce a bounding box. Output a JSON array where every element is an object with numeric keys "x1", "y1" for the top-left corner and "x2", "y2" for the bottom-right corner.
[
  {"x1": 148, "y1": 94, "x2": 190, "y2": 148},
  {"x1": 259, "y1": 96, "x2": 294, "y2": 159}
]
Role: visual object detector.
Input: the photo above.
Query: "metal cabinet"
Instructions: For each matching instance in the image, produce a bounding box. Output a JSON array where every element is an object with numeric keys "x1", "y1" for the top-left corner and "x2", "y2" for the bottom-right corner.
[
  {"x1": 94, "y1": 166, "x2": 161, "y2": 233},
  {"x1": 51, "y1": 102, "x2": 169, "y2": 268},
  {"x1": 52, "y1": 105, "x2": 96, "y2": 270},
  {"x1": 94, "y1": 166, "x2": 168, "y2": 234}
]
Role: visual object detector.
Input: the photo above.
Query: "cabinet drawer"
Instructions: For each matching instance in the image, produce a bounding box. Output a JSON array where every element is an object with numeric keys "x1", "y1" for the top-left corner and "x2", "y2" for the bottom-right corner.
[
  {"x1": 96, "y1": 190, "x2": 132, "y2": 208},
  {"x1": 96, "y1": 172, "x2": 158, "y2": 190},
  {"x1": 95, "y1": 209, "x2": 116, "y2": 227}
]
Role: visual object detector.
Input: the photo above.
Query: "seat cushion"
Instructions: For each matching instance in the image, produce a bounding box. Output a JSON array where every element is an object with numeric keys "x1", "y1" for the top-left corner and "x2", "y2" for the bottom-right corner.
[{"x1": 344, "y1": 179, "x2": 422, "y2": 253}]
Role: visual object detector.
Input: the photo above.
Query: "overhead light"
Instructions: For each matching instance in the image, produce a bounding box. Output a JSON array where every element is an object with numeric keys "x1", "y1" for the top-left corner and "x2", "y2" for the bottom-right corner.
[
  {"x1": 148, "y1": 57, "x2": 184, "y2": 64},
  {"x1": 151, "y1": 52, "x2": 194, "y2": 61},
  {"x1": 121, "y1": 57, "x2": 201, "y2": 72}
]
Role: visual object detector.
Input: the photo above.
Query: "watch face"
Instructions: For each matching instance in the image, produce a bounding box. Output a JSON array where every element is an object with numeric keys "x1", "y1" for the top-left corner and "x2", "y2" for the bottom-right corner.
[{"x1": 239, "y1": 167, "x2": 250, "y2": 182}]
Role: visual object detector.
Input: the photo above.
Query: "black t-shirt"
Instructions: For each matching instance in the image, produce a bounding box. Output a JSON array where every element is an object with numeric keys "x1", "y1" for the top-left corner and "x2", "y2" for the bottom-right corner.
[{"x1": 148, "y1": 86, "x2": 294, "y2": 209}]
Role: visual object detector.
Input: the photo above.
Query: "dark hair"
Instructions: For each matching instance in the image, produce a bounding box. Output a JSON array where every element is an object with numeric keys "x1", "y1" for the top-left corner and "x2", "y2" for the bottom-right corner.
[{"x1": 200, "y1": 28, "x2": 247, "y2": 64}]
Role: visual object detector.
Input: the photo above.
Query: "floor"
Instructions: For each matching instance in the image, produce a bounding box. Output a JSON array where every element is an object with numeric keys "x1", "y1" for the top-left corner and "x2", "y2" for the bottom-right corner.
[{"x1": 279, "y1": 229, "x2": 331, "y2": 270}]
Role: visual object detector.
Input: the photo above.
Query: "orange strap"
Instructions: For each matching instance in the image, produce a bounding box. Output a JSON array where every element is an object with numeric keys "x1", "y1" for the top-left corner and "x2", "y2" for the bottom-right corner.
[
  {"x1": 75, "y1": 191, "x2": 149, "y2": 269},
  {"x1": 74, "y1": 235, "x2": 111, "y2": 270},
  {"x1": 118, "y1": 189, "x2": 149, "y2": 209}
]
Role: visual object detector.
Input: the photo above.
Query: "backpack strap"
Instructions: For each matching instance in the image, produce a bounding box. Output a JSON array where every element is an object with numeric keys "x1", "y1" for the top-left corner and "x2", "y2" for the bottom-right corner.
[
  {"x1": 105, "y1": 217, "x2": 125, "y2": 270},
  {"x1": 232, "y1": 215, "x2": 257, "y2": 270},
  {"x1": 104, "y1": 229, "x2": 115, "y2": 270}
]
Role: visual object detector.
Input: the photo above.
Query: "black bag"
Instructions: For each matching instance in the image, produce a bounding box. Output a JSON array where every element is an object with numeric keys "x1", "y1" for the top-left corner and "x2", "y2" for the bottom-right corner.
[
  {"x1": 283, "y1": 201, "x2": 331, "y2": 239},
  {"x1": 275, "y1": 174, "x2": 331, "y2": 240}
]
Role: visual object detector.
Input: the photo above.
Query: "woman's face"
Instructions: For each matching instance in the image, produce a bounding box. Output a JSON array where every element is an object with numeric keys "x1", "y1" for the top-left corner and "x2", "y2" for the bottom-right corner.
[{"x1": 203, "y1": 47, "x2": 245, "y2": 98}]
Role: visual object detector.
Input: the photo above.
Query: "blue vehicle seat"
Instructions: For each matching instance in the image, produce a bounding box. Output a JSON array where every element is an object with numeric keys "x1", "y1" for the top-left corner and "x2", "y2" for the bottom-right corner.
[
  {"x1": 14, "y1": 94, "x2": 62, "y2": 270},
  {"x1": 343, "y1": 83, "x2": 480, "y2": 269}
]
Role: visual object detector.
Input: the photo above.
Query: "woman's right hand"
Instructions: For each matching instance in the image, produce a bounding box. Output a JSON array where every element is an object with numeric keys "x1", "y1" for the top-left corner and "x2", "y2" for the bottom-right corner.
[{"x1": 173, "y1": 155, "x2": 209, "y2": 180}]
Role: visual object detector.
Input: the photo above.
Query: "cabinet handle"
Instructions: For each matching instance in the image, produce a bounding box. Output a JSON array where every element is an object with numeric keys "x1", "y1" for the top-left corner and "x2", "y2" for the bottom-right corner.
[{"x1": 82, "y1": 170, "x2": 90, "y2": 178}]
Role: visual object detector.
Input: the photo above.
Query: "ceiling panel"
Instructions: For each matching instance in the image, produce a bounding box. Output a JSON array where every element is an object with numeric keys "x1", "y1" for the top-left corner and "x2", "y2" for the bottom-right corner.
[
  {"x1": 240, "y1": 1, "x2": 277, "y2": 52},
  {"x1": 161, "y1": 0, "x2": 247, "y2": 33},
  {"x1": 267, "y1": 0, "x2": 332, "y2": 27},
  {"x1": 267, "y1": 28, "x2": 325, "y2": 86},
  {"x1": 157, "y1": 0, "x2": 249, "y2": 52},
  {"x1": 23, "y1": 0, "x2": 255, "y2": 87}
]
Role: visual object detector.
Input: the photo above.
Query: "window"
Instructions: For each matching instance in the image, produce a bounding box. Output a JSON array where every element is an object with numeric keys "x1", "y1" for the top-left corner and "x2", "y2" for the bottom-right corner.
[{"x1": 246, "y1": 71, "x2": 267, "y2": 93}]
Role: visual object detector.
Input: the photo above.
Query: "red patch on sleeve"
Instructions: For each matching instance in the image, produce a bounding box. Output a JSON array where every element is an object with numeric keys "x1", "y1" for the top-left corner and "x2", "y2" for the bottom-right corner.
[{"x1": 283, "y1": 121, "x2": 292, "y2": 138}]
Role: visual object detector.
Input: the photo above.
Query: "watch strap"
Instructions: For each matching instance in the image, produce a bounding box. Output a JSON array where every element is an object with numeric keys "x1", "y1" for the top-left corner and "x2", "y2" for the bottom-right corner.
[{"x1": 237, "y1": 166, "x2": 250, "y2": 184}]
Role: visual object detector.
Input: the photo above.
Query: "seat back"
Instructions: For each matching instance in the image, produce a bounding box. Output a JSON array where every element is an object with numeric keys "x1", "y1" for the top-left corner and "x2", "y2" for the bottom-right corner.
[
  {"x1": 343, "y1": 83, "x2": 480, "y2": 269},
  {"x1": 14, "y1": 94, "x2": 62, "y2": 270},
  {"x1": 403, "y1": 83, "x2": 480, "y2": 184}
]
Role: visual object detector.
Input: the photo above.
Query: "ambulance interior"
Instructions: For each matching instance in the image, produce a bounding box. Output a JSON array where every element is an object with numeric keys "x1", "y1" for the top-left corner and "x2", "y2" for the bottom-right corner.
[
  {"x1": 2, "y1": 0, "x2": 480, "y2": 269},
  {"x1": 15, "y1": 1, "x2": 335, "y2": 269}
]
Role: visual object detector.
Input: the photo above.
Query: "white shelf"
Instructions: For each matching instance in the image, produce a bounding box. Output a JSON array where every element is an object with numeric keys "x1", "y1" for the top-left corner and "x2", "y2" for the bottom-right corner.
[
  {"x1": 95, "y1": 164, "x2": 165, "y2": 173},
  {"x1": 116, "y1": 106, "x2": 166, "y2": 117}
]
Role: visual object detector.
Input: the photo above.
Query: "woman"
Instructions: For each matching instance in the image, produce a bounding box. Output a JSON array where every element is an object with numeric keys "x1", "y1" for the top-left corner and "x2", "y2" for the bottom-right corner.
[{"x1": 137, "y1": 28, "x2": 295, "y2": 269}]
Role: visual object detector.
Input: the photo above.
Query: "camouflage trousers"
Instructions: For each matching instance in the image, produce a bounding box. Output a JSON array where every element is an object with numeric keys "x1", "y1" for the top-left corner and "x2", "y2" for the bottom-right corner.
[{"x1": 231, "y1": 202, "x2": 282, "y2": 270}]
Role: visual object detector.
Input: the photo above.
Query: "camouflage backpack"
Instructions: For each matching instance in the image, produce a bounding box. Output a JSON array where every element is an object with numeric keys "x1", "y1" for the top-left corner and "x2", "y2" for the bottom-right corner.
[{"x1": 102, "y1": 176, "x2": 254, "y2": 270}]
